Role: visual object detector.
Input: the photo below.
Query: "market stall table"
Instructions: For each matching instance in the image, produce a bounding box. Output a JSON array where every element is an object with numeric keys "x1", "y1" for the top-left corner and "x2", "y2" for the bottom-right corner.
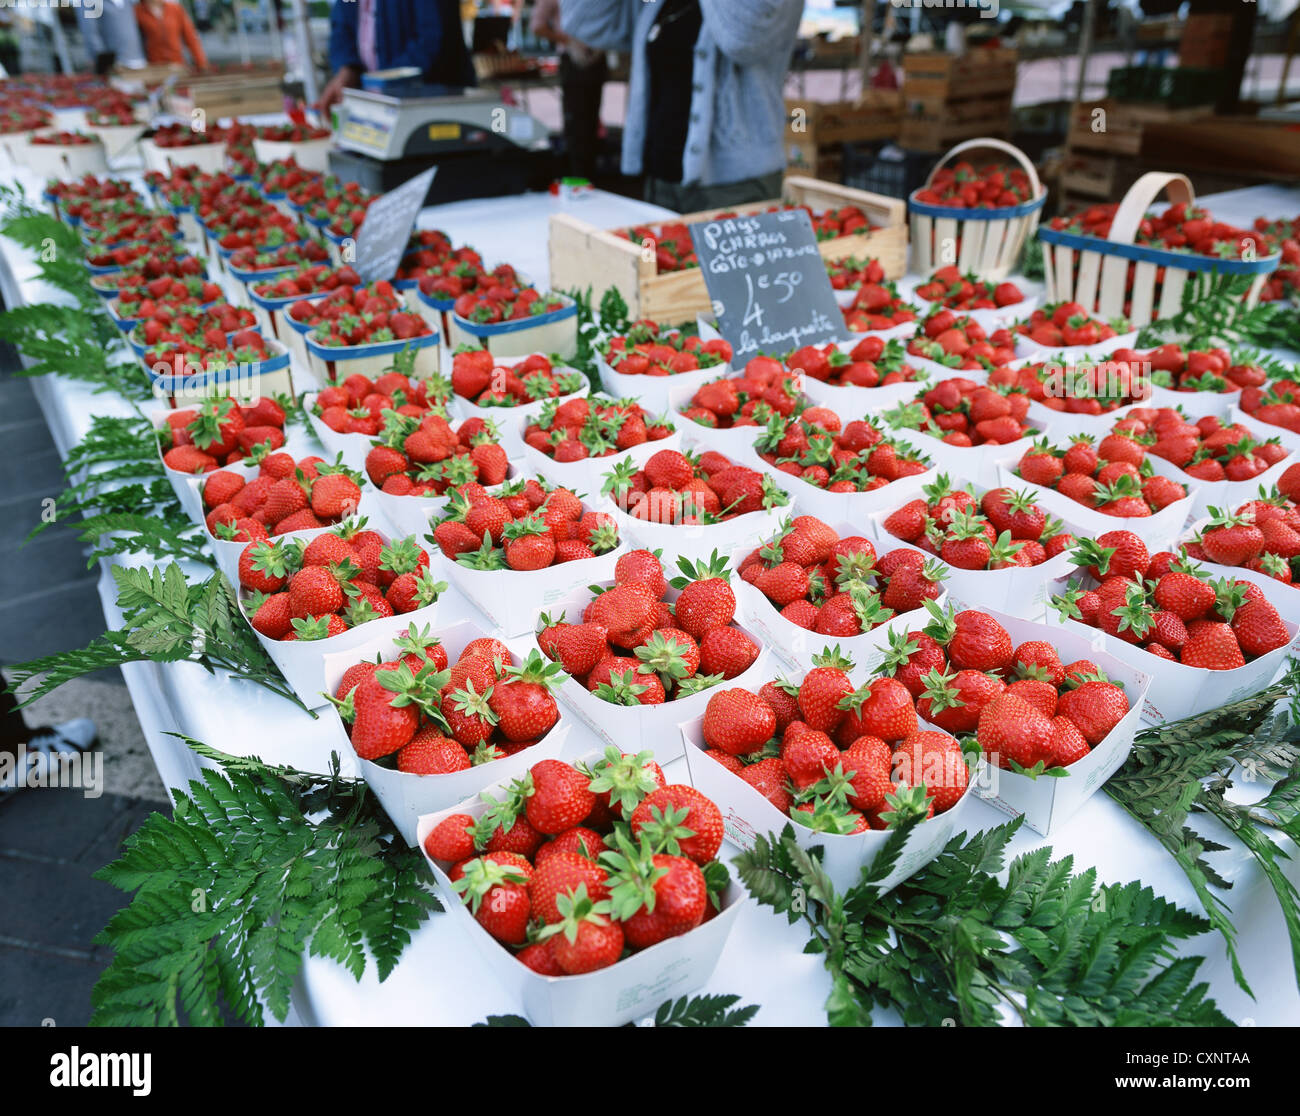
[{"x1": 2, "y1": 151, "x2": 1298, "y2": 1025}]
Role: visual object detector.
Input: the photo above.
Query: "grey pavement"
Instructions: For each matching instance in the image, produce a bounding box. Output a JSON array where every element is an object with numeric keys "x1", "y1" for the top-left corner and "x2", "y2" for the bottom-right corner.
[{"x1": 0, "y1": 328, "x2": 166, "y2": 1027}]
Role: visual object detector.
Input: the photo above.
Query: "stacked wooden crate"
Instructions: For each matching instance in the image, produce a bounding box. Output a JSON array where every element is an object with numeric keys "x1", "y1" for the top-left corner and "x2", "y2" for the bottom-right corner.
[
  {"x1": 1060, "y1": 99, "x2": 1208, "y2": 202},
  {"x1": 167, "y1": 64, "x2": 286, "y2": 121},
  {"x1": 899, "y1": 49, "x2": 1017, "y2": 152},
  {"x1": 548, "y1": 176, "x2": 906, "y2": 325},
  {"x1": 783, "y1": 91, "x2": 903, "y2": 180}
]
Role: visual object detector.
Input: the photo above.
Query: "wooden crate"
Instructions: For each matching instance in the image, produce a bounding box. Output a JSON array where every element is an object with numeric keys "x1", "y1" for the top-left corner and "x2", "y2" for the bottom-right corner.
[
  {"x1": 902, "y1": 48, "x2": 1018, "y2": 102},
  {"x1": 1066, "y1": 100, "x2": 1208, "y2": 157},
  {"x1": 900, "y1": 110, "x2": 1012, "y2": 153},
  {"x1": 1139, "y1": 116, "x2": 1300, "y2": 179},
  {"x1": 1058, "y1": 151, "x2": 1141, "y2": 201},
  {"x1": 785, "y1": 137, "x2": 842, "y2": 180},
  {"x1": 785, "y1": 92, "x2": 903, "y2": 146},
  {"x1": 168, "y1": 73, "x2": 286, "y2": 121},
  {"x1": 548, "y1": 176, "x2": 907, "y2": 325}
]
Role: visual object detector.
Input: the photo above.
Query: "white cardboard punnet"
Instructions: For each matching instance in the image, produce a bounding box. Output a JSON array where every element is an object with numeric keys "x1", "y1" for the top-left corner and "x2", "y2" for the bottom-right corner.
[
  {"x1": 321, "y1": 619, "x2": 568, "y2": 845},
  {"x1": 602, "y1": 496, "x2": 788, "y2": 572},
  {"x1": 1041, "y1": 582, "x2": 1298, "y2": 723},
  {"x1": 680, "y1": 713, "x2": 980, "y2": 892},
  {"x1": 538, "y1": 580, "x2": 770, "y2": 763},
  {"x1": 434, "y1": 534, "x2": 625, "y2": 638},
  {"x1": 516, "y1": 409, "x2": 683, "y2": 500},
  {"x1": 596, "y1": 353, "x2": 729, "y2": 416},
  {"x1": 960, "y1": 608, "x2": 1152, "y2": 836},
  {"x1": 863, "y1": 474, "x2": 1084, "y2": 620},
  {"x1": 415, "y1": 751, "x2": 745, "y2": 1027},
  {"x1": 994, "y1": 454, "x2": 1196, "y2": 552}
]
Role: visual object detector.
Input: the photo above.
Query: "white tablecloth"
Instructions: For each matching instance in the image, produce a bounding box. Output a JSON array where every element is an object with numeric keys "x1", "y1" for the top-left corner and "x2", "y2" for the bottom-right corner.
[{"x1": 3, "y1": 152, "x2": 1298, "y2": 1026}]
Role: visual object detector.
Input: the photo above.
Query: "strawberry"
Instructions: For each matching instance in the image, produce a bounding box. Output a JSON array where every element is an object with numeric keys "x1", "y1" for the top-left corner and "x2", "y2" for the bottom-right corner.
[
  {"x1": 1153, "y1": 571, "x2": 1215, "y2": 620},
  {"x1": 630, "y1": 785, "x2": 724, "y2": 864},
  {"x1": 671, "y1": 553, "x2": 737, "y2": 640},
  {"x1": 1230, "y1": 598, "x2": 1290, "y2": 657},
  {"x1": 528, "y1": 850, "x2": 610, "y2": 925},
  {"x1": 523, "y1": 759, "x2": 596, "y2": 834},
  {"x1": 488, "y1": 650, "x2": 563, "y2": 741},
  {"x1": 797, "y1": 648, "x2": 856, "y2": 731},
  {"x1": 422, "y1": 813, "x2": 476, "y2": 863},
  {"x1": 892, "y1": 730, "x2": 968, "y2": 810},
  {"x1": 701, "y1": 688, "x2": 777, "y2": 754},
  {"x1": 452, "y1": 856, "x2": 531, "y2": 944},
  {"x1": 553, "y1": 621, "x2": 611, "y2": 676},
  {"x1": 1056, "y1": 678, "x2": 1129, "y2": 744},
  {"x1": 698, "y1": 626, "x2": 759, "y2": 679},
  {"x1": 1049, "y1": 716, "x2": 1091, "y2": 766},
  {"x1": 978, "y1": 692, "x2": 1053, "y2": 769},
  {"x1": 928, "y1": 604, "x2": 1013, "y2": 673},
  {"x1": 397, "y1": 728, "x2": 470, "y2": 774},
  {"x1": 838, "y1": 677, "x2": 917, "y2": 742},
  {"x1": 609, "y1": 850, "x2": 707, "y2": 950},
  {"x1": 541, "y1": 886, "x2": 624, "y2": 974},
  {"x1": 1201, "y1": 509, "x2": 1265, "y2": 567}
]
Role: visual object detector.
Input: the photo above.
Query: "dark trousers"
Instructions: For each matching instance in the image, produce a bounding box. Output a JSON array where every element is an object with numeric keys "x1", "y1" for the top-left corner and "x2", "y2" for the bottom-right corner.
[
  {"x1": 1, "y1": 675, "x2": 28, "y2": 754},
  {"x1": 559, "y1": 52, "x2": 607, "y2": 183},
  {"x1": 643, "y1": 169, "x2": 785, "y2": 215}
]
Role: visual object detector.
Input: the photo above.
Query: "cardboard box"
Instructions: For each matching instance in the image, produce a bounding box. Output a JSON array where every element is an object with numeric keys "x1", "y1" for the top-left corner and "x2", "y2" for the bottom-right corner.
[
  {"x1": 434, "y1": 531, "x2": 625, "y2": 638},
  {"x1": 864, "y1": 475, "x2": 1084, "y2": 621},
  {"x1": 516, "y1": 412, "x2": 683, "y2": 501},
  {"x1": 994, "y1": 455, "x2": 1196, "y2": 552},
  {"x1": 959, "y1": 608, "x2": 1151, "y2": 836},
  {"x1": 733, "y1": 571, "x2": 940, "y2": 675},
  {"x1": 679, "y1": 712, "x2": 981, "y2": 892},
  {"x1": 1041, "y1": 582, "x2": 1298, "y2": 724},
  {"x1": 320, "y1": 619, "x2": 568, "y2": 845},
  {"x1": 415, "y1": 749, "x2": 745, "y2": 1026},
  {"x1": 539, "y1": 580, "x2": 771, "y2": 763},
  {"x1": 548, "y1": 176, "x2": 907, "y2": 325}
]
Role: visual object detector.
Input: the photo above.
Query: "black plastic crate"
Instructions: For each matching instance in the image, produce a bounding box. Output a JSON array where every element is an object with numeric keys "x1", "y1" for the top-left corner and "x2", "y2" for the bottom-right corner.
[{"x1": 842, "y1": 142, "x2": 934, "y2": 200}]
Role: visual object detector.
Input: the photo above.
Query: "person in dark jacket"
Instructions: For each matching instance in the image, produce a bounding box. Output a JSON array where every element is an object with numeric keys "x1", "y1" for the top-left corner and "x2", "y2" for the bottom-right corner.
[{"x1": 319, "y1": 0, "x2": 475, "y2": 111}]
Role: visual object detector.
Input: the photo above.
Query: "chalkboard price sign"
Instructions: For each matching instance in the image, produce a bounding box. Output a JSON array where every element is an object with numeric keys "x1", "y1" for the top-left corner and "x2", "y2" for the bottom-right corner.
[
  {"x1": 688, "y1": 208, "x2": 843, "y2": 363},
  {"x1": 352, "y1": 166, "x2": 437, "y2": 283}
]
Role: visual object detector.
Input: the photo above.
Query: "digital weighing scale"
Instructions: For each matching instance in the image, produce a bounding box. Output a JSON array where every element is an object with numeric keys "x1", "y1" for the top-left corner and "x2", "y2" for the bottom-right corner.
[{"x1": 330, "y1": 86, "x2": 556, "y2": 204}]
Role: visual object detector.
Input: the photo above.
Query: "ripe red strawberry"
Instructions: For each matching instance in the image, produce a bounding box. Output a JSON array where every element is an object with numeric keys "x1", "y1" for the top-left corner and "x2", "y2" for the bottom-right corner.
[
  {"x1": 978, "y1": 692, "x2": 1053, "y2": 769},
  {"x1": 1153, "y1": 571, "x2": 1215, "y2": 620},
  {"x1": 673, "y1": 555, "x2": 737, "y2": 640},
  {"x1": 1180, "y1": 620, "x2": 1247, "y2": 669},
  {"x1": 1050, "y1": 716, "x2": 1090, "y2": 766},
  {"x1": 288, "y1": 565, "x2": 345, "y2": 619},
  {"x1": 453, "y1": 857, "x2": 531, "y2": 944},
  {"x1": 702, "y1": 688, "x2": 777, "y2": 754},
  {"x1": 796, "y1": 650, "x2": 856, "y2": 731},
  {"x1": 554, "y1": 622, "x2": 610, "y2": 675},
  {"x1": 1056, "y1": 679, "x2": 1130, "y2": 745},
  {"x1": 840, "y1": 735, "x2": 893, "y2": 812},
  {"x1": 617, "y1": 853, "x2": 707, "y2": 950},
  {"x1": 1011, "y1": 640, "x2": 1065, "y2": 686},
  {"x1": 892, "y1": 730, "x2": 968, "y2": 810},
  {"x1": 535, "y1": 826, "x2": 609, "y2": 865},
  {"x1": 397, "y1": 729, "x2": 470, "y2": 774},
  {"x1": 310, "y1": 471, "x2": 361, "y2": 519},
  {"x1": 422, "y1": 813, "x2": 476, "y2": 863},
  {"x1": 488, "y1": 651, "x2": 562, "y2": 741},
  {"x1": 524, "y1": 759, "x2": 596, "y2": 834},
  {"x1": 839, "y1": 677, "x2": 917, "y2": 742},
  {"x1": 347, "y1": 666, "x2": 421, "y2": 759},
  {"x1": 1201, "y1": 510, "x2": 1265, "y2": 567},
  {"x1": 1230, "y1": 598, "x2": 1290, "y2": 657},
  {"x1": 615, "y1": 548, "x2": 667, "y2": 596},
  {"x1": 698, "y1": 626, "x2": 759, "y2": 679},
  {"x1": 544, "y1": 888, "x2": 624, "y2": 974},
  {"x1": 740, "y1": 755, "x2": 793, "y2": 812},
  {"x1": 933, "y1": 607, "x2": 1013, "y2": 673},
  {"x1": 528, "y1": 850, "x2": 610, "y2": 925},
  {"x1": 630, "y1": 784, "x2": 724, "y2": 864}
]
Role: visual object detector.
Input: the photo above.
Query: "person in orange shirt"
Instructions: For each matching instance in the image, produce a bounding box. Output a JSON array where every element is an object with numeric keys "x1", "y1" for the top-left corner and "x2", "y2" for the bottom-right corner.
[{"x1": 135, "y1": 0, "x2": 209, "y2": 69}]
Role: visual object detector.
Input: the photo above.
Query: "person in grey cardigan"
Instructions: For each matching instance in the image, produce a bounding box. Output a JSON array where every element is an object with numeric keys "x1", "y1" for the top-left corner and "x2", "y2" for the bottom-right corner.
[{"x1": 559, "y1": 0, "x2": 802, "y2": 212}]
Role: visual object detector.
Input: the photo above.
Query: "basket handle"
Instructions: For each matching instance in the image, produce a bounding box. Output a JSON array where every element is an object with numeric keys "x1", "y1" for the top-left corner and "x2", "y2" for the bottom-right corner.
[
  {"x1": 926, "y1": 137, "x2": 1042, "y2": 201},
  {"x1": 1105, "y1": 171, "x2": 1193, "y2": 246}
]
